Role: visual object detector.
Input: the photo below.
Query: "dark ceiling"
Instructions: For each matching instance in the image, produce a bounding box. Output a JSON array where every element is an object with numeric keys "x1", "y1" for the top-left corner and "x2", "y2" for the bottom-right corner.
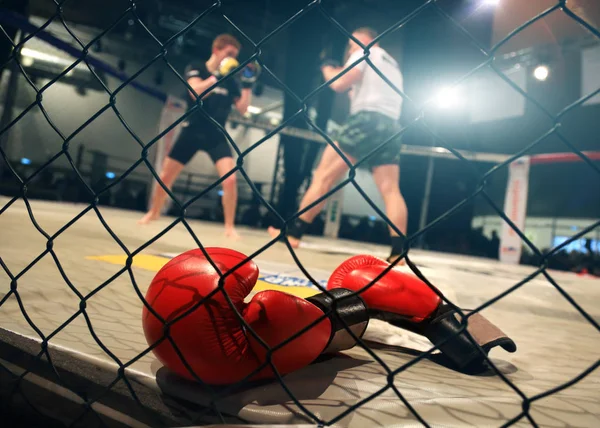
[
  {"x1": 19, "y1": 0, "x2": 434, "y2": 90},
  {"x1": 24, "y1": 0, "x2": 428, "y2": 62}
]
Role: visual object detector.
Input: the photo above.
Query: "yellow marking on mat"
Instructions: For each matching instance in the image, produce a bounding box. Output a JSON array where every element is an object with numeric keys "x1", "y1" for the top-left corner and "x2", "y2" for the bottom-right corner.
[
  {"x1": 253, "y1": 283, "x2": 318, "y2": 298},
  {"x1": 86, "y1": 254, "x2": 170, "y2": 271},
  {"x1": 87, "y1": 255, "x2": 319, "y2": 298}
]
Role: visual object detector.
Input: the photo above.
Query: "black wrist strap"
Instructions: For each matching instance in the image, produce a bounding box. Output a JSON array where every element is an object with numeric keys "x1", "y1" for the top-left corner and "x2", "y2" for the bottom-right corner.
[
  {"x1": 390, "y1": 235, "x2": 405, "y2": 256},
  {"x1": 286, "y1": 218, "x2": 311, "y2": 240},
  {"x1": 307, "y1": 288, "x2": 369, "y2": 354}
]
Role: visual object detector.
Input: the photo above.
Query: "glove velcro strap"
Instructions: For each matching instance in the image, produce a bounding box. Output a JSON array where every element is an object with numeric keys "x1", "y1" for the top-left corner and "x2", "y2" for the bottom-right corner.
[
  {"x1": 424, "y1": 306, "x2": 517, "y2": 369},
  {"x1": 307, "y1": 288, "x2": 369, "y2": 354},
  {"x1": 461, "y1": 311, "x2": 517, "y2": 354}
]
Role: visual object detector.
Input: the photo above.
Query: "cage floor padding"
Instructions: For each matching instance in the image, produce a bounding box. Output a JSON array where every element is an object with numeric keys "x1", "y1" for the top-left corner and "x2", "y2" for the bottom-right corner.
[{"x1": 1, "y1": 198, "x2": 599, "y2": 427}]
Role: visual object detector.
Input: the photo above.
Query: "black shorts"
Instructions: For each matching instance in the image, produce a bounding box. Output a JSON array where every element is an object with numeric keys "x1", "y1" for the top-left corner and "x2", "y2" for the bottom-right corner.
[
  {"x1": 335, "y1": 111, "x2": 402, "y2": 169},
  {"x1": 168, "y1": 126, "x2": 232, "y2": 165}
]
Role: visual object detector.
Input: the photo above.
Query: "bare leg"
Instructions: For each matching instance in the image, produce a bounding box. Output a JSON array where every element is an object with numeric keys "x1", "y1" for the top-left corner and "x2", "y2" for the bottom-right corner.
[
  {"x1": 268, "y1": 143, "x2": 352, "y2": 247},
  {"x1": 372, "y1": 164, "x2": 408, "y2": 263},
  {"x1": 215, "y1": 157, "x2": 240, "y2": 240},
  {"x1": 139, "y1": 157, "x2": 185, "y2": 224}
]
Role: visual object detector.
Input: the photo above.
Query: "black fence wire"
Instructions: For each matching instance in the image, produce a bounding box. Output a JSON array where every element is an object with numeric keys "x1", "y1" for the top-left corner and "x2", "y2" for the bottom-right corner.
[{"x1": 1, "y1": 0, "x2": 599, "y2": 427}]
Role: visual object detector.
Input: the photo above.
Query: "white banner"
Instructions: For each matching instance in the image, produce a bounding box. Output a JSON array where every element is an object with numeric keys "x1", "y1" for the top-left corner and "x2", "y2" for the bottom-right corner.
[
  {"x1": 582, "y1": 44, "x2": 600, "y2": 106},
  {"x1": 324, "y1": 189, "x2": 344, "y2": 239},
  {"x1": 500, "y1": 156, "x2": 530, "y2": 264},
  {"x1": 148, "y1": 95, "x2": 187, "y2": 212}
]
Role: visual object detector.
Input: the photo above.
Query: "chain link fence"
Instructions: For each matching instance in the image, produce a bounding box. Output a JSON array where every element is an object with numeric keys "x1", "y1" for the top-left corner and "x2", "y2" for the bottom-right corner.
[{"x1": 1, "y1": 0, "x2": 599, "y2": 426}]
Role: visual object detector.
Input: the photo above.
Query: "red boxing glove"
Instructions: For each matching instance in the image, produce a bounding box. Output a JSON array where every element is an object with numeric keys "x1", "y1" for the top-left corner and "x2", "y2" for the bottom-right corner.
[
  {"x1": 328, "y1": 255, "x2": 440, "y2": 322},
  {"x1": 142, "y1": 248, "x2": 368, "y2": 385},
  {"x1": 328, "y1": 255, "x2": 516, "y2": 370}
]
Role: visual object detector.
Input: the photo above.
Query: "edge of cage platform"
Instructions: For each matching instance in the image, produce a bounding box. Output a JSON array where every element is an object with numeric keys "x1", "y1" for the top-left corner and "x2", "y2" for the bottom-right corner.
[{"x1": 0, "y1": 327, "x2": 220, "y2": 427}]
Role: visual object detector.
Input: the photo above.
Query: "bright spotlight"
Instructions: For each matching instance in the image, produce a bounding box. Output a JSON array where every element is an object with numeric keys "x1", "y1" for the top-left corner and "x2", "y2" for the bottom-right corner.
[
  {"x1": 105, "y1": 171, "x2": 116, "y2": 179},
  {"x1": 21, "y1": 55, "x2": 34, "y2": 67},
  {"x1": 533, "y1": 65, "x2": 549, "y2": 81},
  {"x1": 434, "y1": 87, "x2": 462, "y2": 109},
  {"x1": 20, "y1": 157, "x2": 31, "y2": 165},
  {"x1": 483, "y1": 0, "x2": 500, "y2": 6}
]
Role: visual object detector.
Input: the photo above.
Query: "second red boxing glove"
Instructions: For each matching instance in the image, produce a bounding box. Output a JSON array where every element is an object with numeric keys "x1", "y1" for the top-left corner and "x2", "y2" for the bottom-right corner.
[
  {"x1": 142, "y1": 248, "x2": 369, "y2": 385},
  {"x1": 328, "y1": 255, "x2": 516, "y2": 370}
]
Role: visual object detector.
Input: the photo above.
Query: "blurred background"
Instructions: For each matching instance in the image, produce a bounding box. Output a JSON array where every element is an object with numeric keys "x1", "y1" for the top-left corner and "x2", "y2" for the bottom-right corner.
[{"x1": 1, "y1": 0, "x2": 599, "y2": 275}]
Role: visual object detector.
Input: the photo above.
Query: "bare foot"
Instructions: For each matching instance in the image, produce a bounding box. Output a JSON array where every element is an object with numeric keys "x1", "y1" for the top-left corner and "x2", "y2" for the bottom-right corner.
[
  {"x1": 138, "y1": 211, "x2": 160, "y2": 225},
  {"x1": 267, "y1": 226, "x2": 300, "y2": 248},
  {"x1": 225, "y1": 227, "x2": 241, "y2": 241},
  {"x1": 387, "y1": 255, "x2": 407, "y2": 266}
]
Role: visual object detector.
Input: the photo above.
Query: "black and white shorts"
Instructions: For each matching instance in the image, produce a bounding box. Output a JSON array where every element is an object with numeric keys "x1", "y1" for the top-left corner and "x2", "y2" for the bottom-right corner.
[{"x1": 335, "y1": 111, "x2": 402, "y2": 168}]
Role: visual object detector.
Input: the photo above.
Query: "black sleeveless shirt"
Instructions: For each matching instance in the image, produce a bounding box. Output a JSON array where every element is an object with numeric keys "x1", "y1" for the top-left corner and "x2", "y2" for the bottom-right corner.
[{"x1": 182, "y1": 61, "x2": 241, "y2": 134}]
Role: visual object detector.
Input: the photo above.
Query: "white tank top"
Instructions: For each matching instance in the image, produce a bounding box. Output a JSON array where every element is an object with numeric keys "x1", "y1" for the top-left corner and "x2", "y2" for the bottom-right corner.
[{"x1": 345, "y1": 46, "x2": 403, "y2": 120}]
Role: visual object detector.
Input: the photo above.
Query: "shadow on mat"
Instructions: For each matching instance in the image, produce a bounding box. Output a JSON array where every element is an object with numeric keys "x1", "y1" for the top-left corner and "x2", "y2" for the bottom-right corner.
[
  {"x1": 153, "y1": 355, "x2": 372, "y2": 415},
  {"x1": 365, "y1": 340, "x2": 519, "y2": 376}
]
